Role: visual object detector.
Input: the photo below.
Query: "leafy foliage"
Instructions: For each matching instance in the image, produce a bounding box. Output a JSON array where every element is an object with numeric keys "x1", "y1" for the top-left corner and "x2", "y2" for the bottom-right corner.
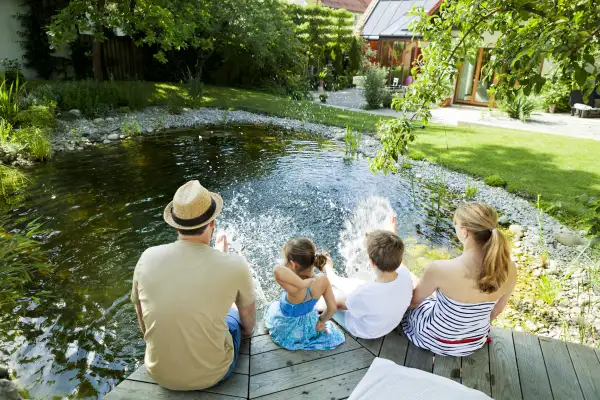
[
  {"x1": 50, "y1": 80, "x2": 120, "y2": 117},
  {"x1": 11, "y1": 127, "x2": 53, "y2": 160},
  {"x1": 344, "y1": 124, "x2": 362, "y2": 158},
  {"x1": 363, "y1": 66, "x2": 387, "y2": 109},
  {"x1": 541, "y1": 70, "x2": 572, "y2": 112},
  {"x1": 577, "y1": 195, "x2": 600, "y2": 237},
  {"x1": 536, "y1": 274, "x2": 562, "y2": 305},
  {"x1": 483, "y1": 175, "x2": 507, "y2": 188},
  {"x1": 499, "y1": 91, "x2": 537, "y2": 122},
  {"x1": 465, "y1": 179, "x2": 479, "y2": 199},
  {"x1": 0, "y1": 77, "x2": 24, "y2": 123},
  {"x1": 370, "y1": 0, "x2": 600, "y2": 172},
  {"x1": 319, "y1": 94, "x2": 328, "y2": 103},
  {"x1": 0, "y1": 59, "x2": 25, "y2": 87},
  {"x1": 16, "y1": 105, "x2": 56, "y2": 130}
]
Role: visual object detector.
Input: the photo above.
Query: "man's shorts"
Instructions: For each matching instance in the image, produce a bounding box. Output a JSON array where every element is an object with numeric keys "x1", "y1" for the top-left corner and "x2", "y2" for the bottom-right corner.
[{"x1": 221, "y1": 308, "x2": 242, "y2": 381}]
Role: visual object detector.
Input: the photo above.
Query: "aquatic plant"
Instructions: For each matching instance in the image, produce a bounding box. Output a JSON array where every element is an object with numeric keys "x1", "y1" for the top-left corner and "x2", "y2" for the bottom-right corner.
[
  {"x1": 121, "y1": 119, "x2": 142, "y2": 136},
  {"x1": 343, "y1": 124, "x2": 362, "y2": 159},
  {"x1": 464, "y1": 178, "x2": 478, "y2": 199},
  {"x1": 0, "y1": 119, "x2": 12, "y2": 142},
  {"x1": 0, "y1": 77, "x2": 23, "y2": 123},
  {"x1": 11, "y1": 127, "x2": 52, "y2": 161},
  {"x1": 536, "y1": 274, "x2": 561, "y2": 305}
]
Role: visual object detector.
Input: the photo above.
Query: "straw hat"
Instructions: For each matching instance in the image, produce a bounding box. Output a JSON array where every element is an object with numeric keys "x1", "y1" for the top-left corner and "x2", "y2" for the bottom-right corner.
[{"x1": 163, "y1": 180, "x2": 223, "y2": 230}]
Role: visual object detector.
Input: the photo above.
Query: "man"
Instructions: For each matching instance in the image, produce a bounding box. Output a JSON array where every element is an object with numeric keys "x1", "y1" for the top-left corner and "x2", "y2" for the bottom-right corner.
[{"x1": 131, "y1": 180, "x2": 256, "y2": 390}]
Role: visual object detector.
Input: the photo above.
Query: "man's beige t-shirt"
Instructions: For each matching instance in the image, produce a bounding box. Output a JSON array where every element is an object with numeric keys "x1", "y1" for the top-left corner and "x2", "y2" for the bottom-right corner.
[{"x1": 131, "y1": 240, "x2": 255, "y2": 390}]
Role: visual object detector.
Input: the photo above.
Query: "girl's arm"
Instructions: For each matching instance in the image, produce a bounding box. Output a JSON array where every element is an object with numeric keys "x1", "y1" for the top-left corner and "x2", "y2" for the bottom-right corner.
[
  {"x1": 274, "y1": 265, "x2": 310, "y2": 293},
  {"x1": 410, "y1": 262, "x2": 440, "y2": 308},
  {"x1": 316, "y1": 276, "x2": 337, "y2": 331},
  {"x1": 491, "y1": 263, "x2": 517, "y2": 320}
]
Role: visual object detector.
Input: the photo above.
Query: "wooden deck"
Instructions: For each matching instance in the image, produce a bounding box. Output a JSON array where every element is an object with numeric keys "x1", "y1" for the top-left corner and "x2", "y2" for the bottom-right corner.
[{"x1": 105, "y1": 322, "x2": 600, "y2": 400}]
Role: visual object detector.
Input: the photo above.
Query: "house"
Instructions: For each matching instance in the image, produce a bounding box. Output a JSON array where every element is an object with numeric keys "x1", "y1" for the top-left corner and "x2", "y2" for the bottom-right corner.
[
  {"x1": 318, "y1": 0, "x2": 373, "y2": 24},
  {"x1": 0, "y1": 0, "x2": 36, "y2": 79},
  {"x1": 359, "y1": 0, "x2": 555, "y2": 107}
]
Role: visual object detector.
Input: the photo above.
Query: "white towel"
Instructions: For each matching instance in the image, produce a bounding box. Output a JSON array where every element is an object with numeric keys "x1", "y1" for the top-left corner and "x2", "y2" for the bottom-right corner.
[{"x1": 349, "y1": 358, "x2": 493, "y2": 400}]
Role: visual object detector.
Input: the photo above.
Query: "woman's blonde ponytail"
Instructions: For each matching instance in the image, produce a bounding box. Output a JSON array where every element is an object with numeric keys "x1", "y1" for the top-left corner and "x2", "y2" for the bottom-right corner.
[{"x1": 454, "y1": 202, "x2": 511, "y2": 294}]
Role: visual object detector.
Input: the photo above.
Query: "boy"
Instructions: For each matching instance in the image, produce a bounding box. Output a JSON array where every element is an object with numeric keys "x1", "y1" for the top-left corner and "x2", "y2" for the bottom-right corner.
[{"x1": 326, "y1": 225, "x2": 413, "y2": 339}]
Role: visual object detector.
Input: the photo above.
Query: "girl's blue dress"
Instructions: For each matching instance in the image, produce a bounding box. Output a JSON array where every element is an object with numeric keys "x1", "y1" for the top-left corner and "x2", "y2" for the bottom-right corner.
[{"x1": 264, "y1": 286, "x2": 345, "y2": 351}]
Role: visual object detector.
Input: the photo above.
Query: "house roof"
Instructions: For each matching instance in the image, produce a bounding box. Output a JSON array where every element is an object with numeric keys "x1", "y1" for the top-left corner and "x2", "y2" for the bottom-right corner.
[
  {"x1": 321, "y1": 0, "x2": 372, "y2": 13},
  {"x1": 362, "y1": 0, "x2": 439, "y2": 39}
]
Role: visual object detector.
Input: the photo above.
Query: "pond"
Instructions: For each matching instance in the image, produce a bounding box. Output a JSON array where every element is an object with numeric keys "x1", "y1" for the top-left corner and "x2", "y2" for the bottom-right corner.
[{"x1": 1, "y1": 124, "x2": 459, "y2": 399}]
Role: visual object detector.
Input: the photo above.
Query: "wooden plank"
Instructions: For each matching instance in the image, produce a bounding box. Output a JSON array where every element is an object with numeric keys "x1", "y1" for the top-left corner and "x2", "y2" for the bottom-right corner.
[
  {"x1": 513, "y1": 331, "x2": 552, "y2": 400},
  {"x1": 234, "y1": 354, "x2": 250, "y2": 375},
  {"x1": 128, "y1": 366, "x2": 249, "y2": 398},
  {"x1": 433, "y1": 355, "x2": 461, "y2": 383},
  {"x1": 250, "y1": 335, "x2": 280, "y2": 355},
  {"x1": 241, "y1": 338, "x2": 250, "y2": 355},
  {"x1": 378, "y1": 329, "x2": 409, "y2": 365},
  {"x1": 357, "y1": 337, "x2": 384, "y2": 357},
  {"x1": 405, "y1": 342, "x2": 434, "y2": 372},
  {"x1": 254, "y1": 368, "x2": 369, "y2": 400},
  {"x1": 462, "y1": 343, "x2": 491, "y2": 396},
  {"x1": 105, "y1": 379, "x2": 244, "y2": 399},
  {"x1": 249, "y1": 348, "x2": 374, "y2": 398},
  {"x1": 489, "y1": 327, "x2": 522, "y2": 400},
  {"x1": 539, "y1": 337, "x2": 584, "y2": 400},
  {"x1": 250, "y1": 334, "x2": 361, "y2": 375},
  {"x1": 566, "y1": 341, "x2": 600, "y2": 400}
]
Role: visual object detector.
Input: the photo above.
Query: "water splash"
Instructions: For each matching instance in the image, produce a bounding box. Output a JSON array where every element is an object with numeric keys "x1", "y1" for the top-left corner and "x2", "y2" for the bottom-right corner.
[{"x1": 338, "y1": 196, "x2": 395, "y2": 281}]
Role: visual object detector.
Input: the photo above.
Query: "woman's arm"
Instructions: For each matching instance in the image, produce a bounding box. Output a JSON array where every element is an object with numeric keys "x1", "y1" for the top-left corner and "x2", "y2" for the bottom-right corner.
[
  {"x1": 317, "y1": 276, "x2": 337, "y2": 331},
  {"x1": 274, "y1": 265, "x2": 310, "y2": 292},
  {"x1": 410, "y1": 262, "x2": 440, "y2": 308},
  {"x1": 491, "y1": 263, "x2": 517, "y2": 320}
]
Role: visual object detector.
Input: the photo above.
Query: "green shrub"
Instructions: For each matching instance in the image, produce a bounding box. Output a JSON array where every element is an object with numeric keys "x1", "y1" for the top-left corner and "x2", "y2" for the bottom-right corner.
[
  {"x1": 407, "y1": 150, "x2": 427, "y2": 161},
  {"x1": 21, "y1": 84, "x2": 58, "y2": 110},
  {"x1": 541, "y1": 71, "x2": 571, "y2": 113},
  {"x1": 16, "y1": 105, "x2": 55, "y2": 129},
  {"x1": 319, "y1": 93, "x2": 328, "y2": 103},
  {"x1": 186, "y1": 76, "x2": 204, "y2": 107},
  {"x1": 336, "y1": 75, "x2": 350, "y2": 90},
  {"x1": 382, "y1": 88, "x2": 393, "y2": 109},
  {"x1": 0, "y1": 59, "x2": 25, "y2": 87},
  {"x1": 500, "y1": 91, "x2": 537, "y2": 121},
  {"x1": 11, "y1": 127, "x2": 52, "y2": 160},
  {"x1": 284, "y1": 75, "x2": 312, "y2": 101},
  {"x1": 53, "y1": 81, "x2": 120, "y2": 117},
  {"x1": 465, "y1": 178, "x2": 479, "y2": 199},
  {"x1": 117, "y1": 81, "x2": 149, "y2": 111},
  {"x1": 483, "y1": 174, "x2": 507, "y2": 188},
  {"x1": 363, "y1": 66, "x2": 387, "y2": 109}
]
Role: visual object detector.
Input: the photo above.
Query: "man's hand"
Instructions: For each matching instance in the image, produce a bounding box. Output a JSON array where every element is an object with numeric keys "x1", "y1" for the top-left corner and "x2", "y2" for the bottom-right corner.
[
  {"x1": 388, "y1": 215, "x2": 398, "y2": 233},
  {"x1": 216, "y1": 233, "x2": 228, "y2": 252}
]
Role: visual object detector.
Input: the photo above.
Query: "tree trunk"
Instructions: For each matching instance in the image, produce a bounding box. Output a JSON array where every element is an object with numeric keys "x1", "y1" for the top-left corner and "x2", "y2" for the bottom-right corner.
[
  {"x1": 93, "y1": 0, "x2": 106, "y2": 81},
  {"x1": 92, "y1": 40, "x2": 103, "y2": 81}
]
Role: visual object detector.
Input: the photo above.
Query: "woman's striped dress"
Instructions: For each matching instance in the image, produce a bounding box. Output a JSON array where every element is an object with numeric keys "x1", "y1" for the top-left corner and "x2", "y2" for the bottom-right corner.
[{"x1": 402, "y1": 290, "x2": 497, "y2": 356}]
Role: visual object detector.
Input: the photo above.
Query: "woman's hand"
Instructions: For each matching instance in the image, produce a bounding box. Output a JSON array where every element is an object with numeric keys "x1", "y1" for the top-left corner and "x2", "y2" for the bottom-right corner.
[{"x1": 316, "y1": 319, "x2": 328, "y2": 333}]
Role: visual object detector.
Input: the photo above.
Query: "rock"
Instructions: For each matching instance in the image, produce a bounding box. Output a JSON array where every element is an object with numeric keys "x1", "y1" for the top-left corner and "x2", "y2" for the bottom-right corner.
[
  {"x1": 498, "y1": 215, "x2": 510, "y2": 226},
  {"x1": 591, "y1": 237, "x2": 600, "y2": 248},
  {"x1": 0, "y1": 366, "x2": 8, "y2": 379},
  {"x1": 513, "y1": 247, "x2": 522, "y2": 255},
  {"x1": 524, "y1": 320, "x2": 538, "y2": 331},
  {"x1": 106, "y1": 117, "x2": 115, "y2": 122},
  {"x1": 532, "y1": 269, "x2": 542, "y2": 277},
  {"x1": 93, "y1": 118, "x2": 105, "y2": 125},
  {"x1": 103, "y1": 139, "x2": 111, "y2": 144},
  {"x1": 509, "y1": 224, "x2": 525, "y2": 237},
  {"x1": 68, "y1": 109, "x2": 82, "y2": 118},
  {"x1": 119, "y1": 135, "x2": 126, "y2": 139},
  {"x1": 0, "y1": 379, "x2": 23, "y2": 400},
  {"x1": 555, "y1": 232, "x2": 586, "y2": 247},
  {"x1": 513, "y1": 241, "x2": 522, "y2": 248},
  {"x1": 107, "y1": 133, "x2": 120, "y2": 140}
]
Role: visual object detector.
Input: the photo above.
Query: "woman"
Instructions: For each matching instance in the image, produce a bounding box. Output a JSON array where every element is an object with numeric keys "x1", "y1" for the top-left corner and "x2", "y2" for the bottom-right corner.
[{"x1": 402, "y1": 202, "x2": 517, "y2": 356}]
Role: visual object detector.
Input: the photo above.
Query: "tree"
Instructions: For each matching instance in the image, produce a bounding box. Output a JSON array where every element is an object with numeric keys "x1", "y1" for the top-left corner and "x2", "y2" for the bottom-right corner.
[
  {"x1": 371, "y1": 0, "x2": 600, "y2": 173},
  {"x1": 48, "y1": 0, "x2": 212, "y2": 80}
]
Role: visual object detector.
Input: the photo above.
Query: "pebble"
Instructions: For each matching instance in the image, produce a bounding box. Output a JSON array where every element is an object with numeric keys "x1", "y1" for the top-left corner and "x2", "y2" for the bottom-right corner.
[
  {"x1": 103, "y1": 139, "x2": 111, "y2": 144},
  {"x1": 107, "y1": 133, "x2": 120, "y2": 140},
  {"x1": 93, "y1": 118, "x2": 104, "y2": 125},
  {"x1": 68, "y1": 109, "x2": 82, "y2": 118},
  {"x1": 555, "y1": 232, "x2": 586, "y2": 247}
]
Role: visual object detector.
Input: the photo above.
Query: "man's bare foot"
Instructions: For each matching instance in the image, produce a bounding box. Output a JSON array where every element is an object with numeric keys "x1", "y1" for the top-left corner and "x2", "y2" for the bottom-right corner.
[{"x1": 216, "y1": 233, "x2": 229, "y2": 252}]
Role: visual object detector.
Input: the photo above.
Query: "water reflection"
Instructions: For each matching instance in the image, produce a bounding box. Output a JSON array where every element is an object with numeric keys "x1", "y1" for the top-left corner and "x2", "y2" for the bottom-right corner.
[{"x1": 1, "y1": 125, "x2": 457, "y2": 399}]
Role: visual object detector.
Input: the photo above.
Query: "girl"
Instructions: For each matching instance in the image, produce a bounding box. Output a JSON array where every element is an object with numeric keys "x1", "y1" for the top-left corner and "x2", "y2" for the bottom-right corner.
[
  {"x1": 264, "y1": 238, "x2": 345, "y2": 350},
  {"x1": 402, "y1": 202, "x2": 517, "y2": 357}
]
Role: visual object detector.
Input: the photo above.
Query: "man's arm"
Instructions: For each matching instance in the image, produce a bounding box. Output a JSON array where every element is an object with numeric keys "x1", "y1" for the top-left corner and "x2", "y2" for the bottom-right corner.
[
  {"x1": 237, "y1": 302, "x2": 256, "y2": 336},
  {"x1": 135, "y1": 302, "x2": 146, "y2": 336}
]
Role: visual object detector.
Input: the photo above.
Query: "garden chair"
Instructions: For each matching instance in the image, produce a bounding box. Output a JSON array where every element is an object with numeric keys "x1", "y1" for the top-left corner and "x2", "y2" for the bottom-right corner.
[{"x1": 570, "y1": 90, "x2": 600, "y2": 118}]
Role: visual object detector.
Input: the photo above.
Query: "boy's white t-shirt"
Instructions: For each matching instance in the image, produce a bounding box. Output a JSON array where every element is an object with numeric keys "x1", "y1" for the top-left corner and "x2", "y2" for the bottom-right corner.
[{"x1": 344, "y1": 267, "x2": 413, "y2": 339}]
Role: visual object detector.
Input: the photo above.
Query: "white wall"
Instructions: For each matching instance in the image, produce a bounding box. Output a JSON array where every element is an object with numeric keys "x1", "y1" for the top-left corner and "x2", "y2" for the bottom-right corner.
[{"x1": 0, "y1": 0, "x2": 37, "y2": 79}]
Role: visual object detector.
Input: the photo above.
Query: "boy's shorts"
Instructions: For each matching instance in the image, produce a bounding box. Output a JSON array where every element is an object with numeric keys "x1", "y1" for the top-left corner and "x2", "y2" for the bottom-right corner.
[{"x1": 220, "y1": 308, "x2": 242, "y2": 382}]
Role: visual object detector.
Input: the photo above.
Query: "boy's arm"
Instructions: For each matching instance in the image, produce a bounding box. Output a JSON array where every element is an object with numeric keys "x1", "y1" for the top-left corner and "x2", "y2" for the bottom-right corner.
[{"x1": 336, "y1": 297, "x2": 348, "y2": 310}]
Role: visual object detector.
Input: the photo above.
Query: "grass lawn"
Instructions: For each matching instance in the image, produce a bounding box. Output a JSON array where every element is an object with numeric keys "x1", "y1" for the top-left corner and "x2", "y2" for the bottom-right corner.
[{"x1": 30, "y1": 81, "x2": 600, "y2": 224}]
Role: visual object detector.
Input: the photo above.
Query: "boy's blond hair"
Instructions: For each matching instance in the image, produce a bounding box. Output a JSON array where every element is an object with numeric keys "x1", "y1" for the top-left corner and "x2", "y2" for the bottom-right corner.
[{"x1": 366, "y1": 230, "x2": 404, "y2": 272}]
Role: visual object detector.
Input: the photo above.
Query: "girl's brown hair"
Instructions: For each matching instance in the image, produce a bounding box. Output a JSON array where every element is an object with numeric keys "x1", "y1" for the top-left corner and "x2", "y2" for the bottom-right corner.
[
  {"x1": 283, "y1": 237, "x2": 327, "y2": 272},
  {"x1": 454, "y1": 202, "x2": 511, "y2": 294}
]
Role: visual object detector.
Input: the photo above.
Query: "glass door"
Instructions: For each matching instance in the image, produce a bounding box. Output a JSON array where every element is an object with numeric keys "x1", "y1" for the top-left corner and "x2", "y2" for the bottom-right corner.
[{"x1": 454, "y1": 48, "x2": 493, "y2": 106}]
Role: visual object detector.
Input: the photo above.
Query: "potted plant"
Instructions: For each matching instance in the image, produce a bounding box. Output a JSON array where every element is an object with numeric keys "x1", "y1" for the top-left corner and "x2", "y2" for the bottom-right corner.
[
  {"x1": 319, "y1": 93, "x2": 328, "y2": 103},
  {"x1": 317, "y1": 69, "x2": 327, "y2": 92}
]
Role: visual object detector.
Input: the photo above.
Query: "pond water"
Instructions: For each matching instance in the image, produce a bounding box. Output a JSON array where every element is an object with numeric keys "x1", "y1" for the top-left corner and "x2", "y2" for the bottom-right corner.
[{"x1": 1, "y1": 125, "x2": 458, "y2": 399}]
